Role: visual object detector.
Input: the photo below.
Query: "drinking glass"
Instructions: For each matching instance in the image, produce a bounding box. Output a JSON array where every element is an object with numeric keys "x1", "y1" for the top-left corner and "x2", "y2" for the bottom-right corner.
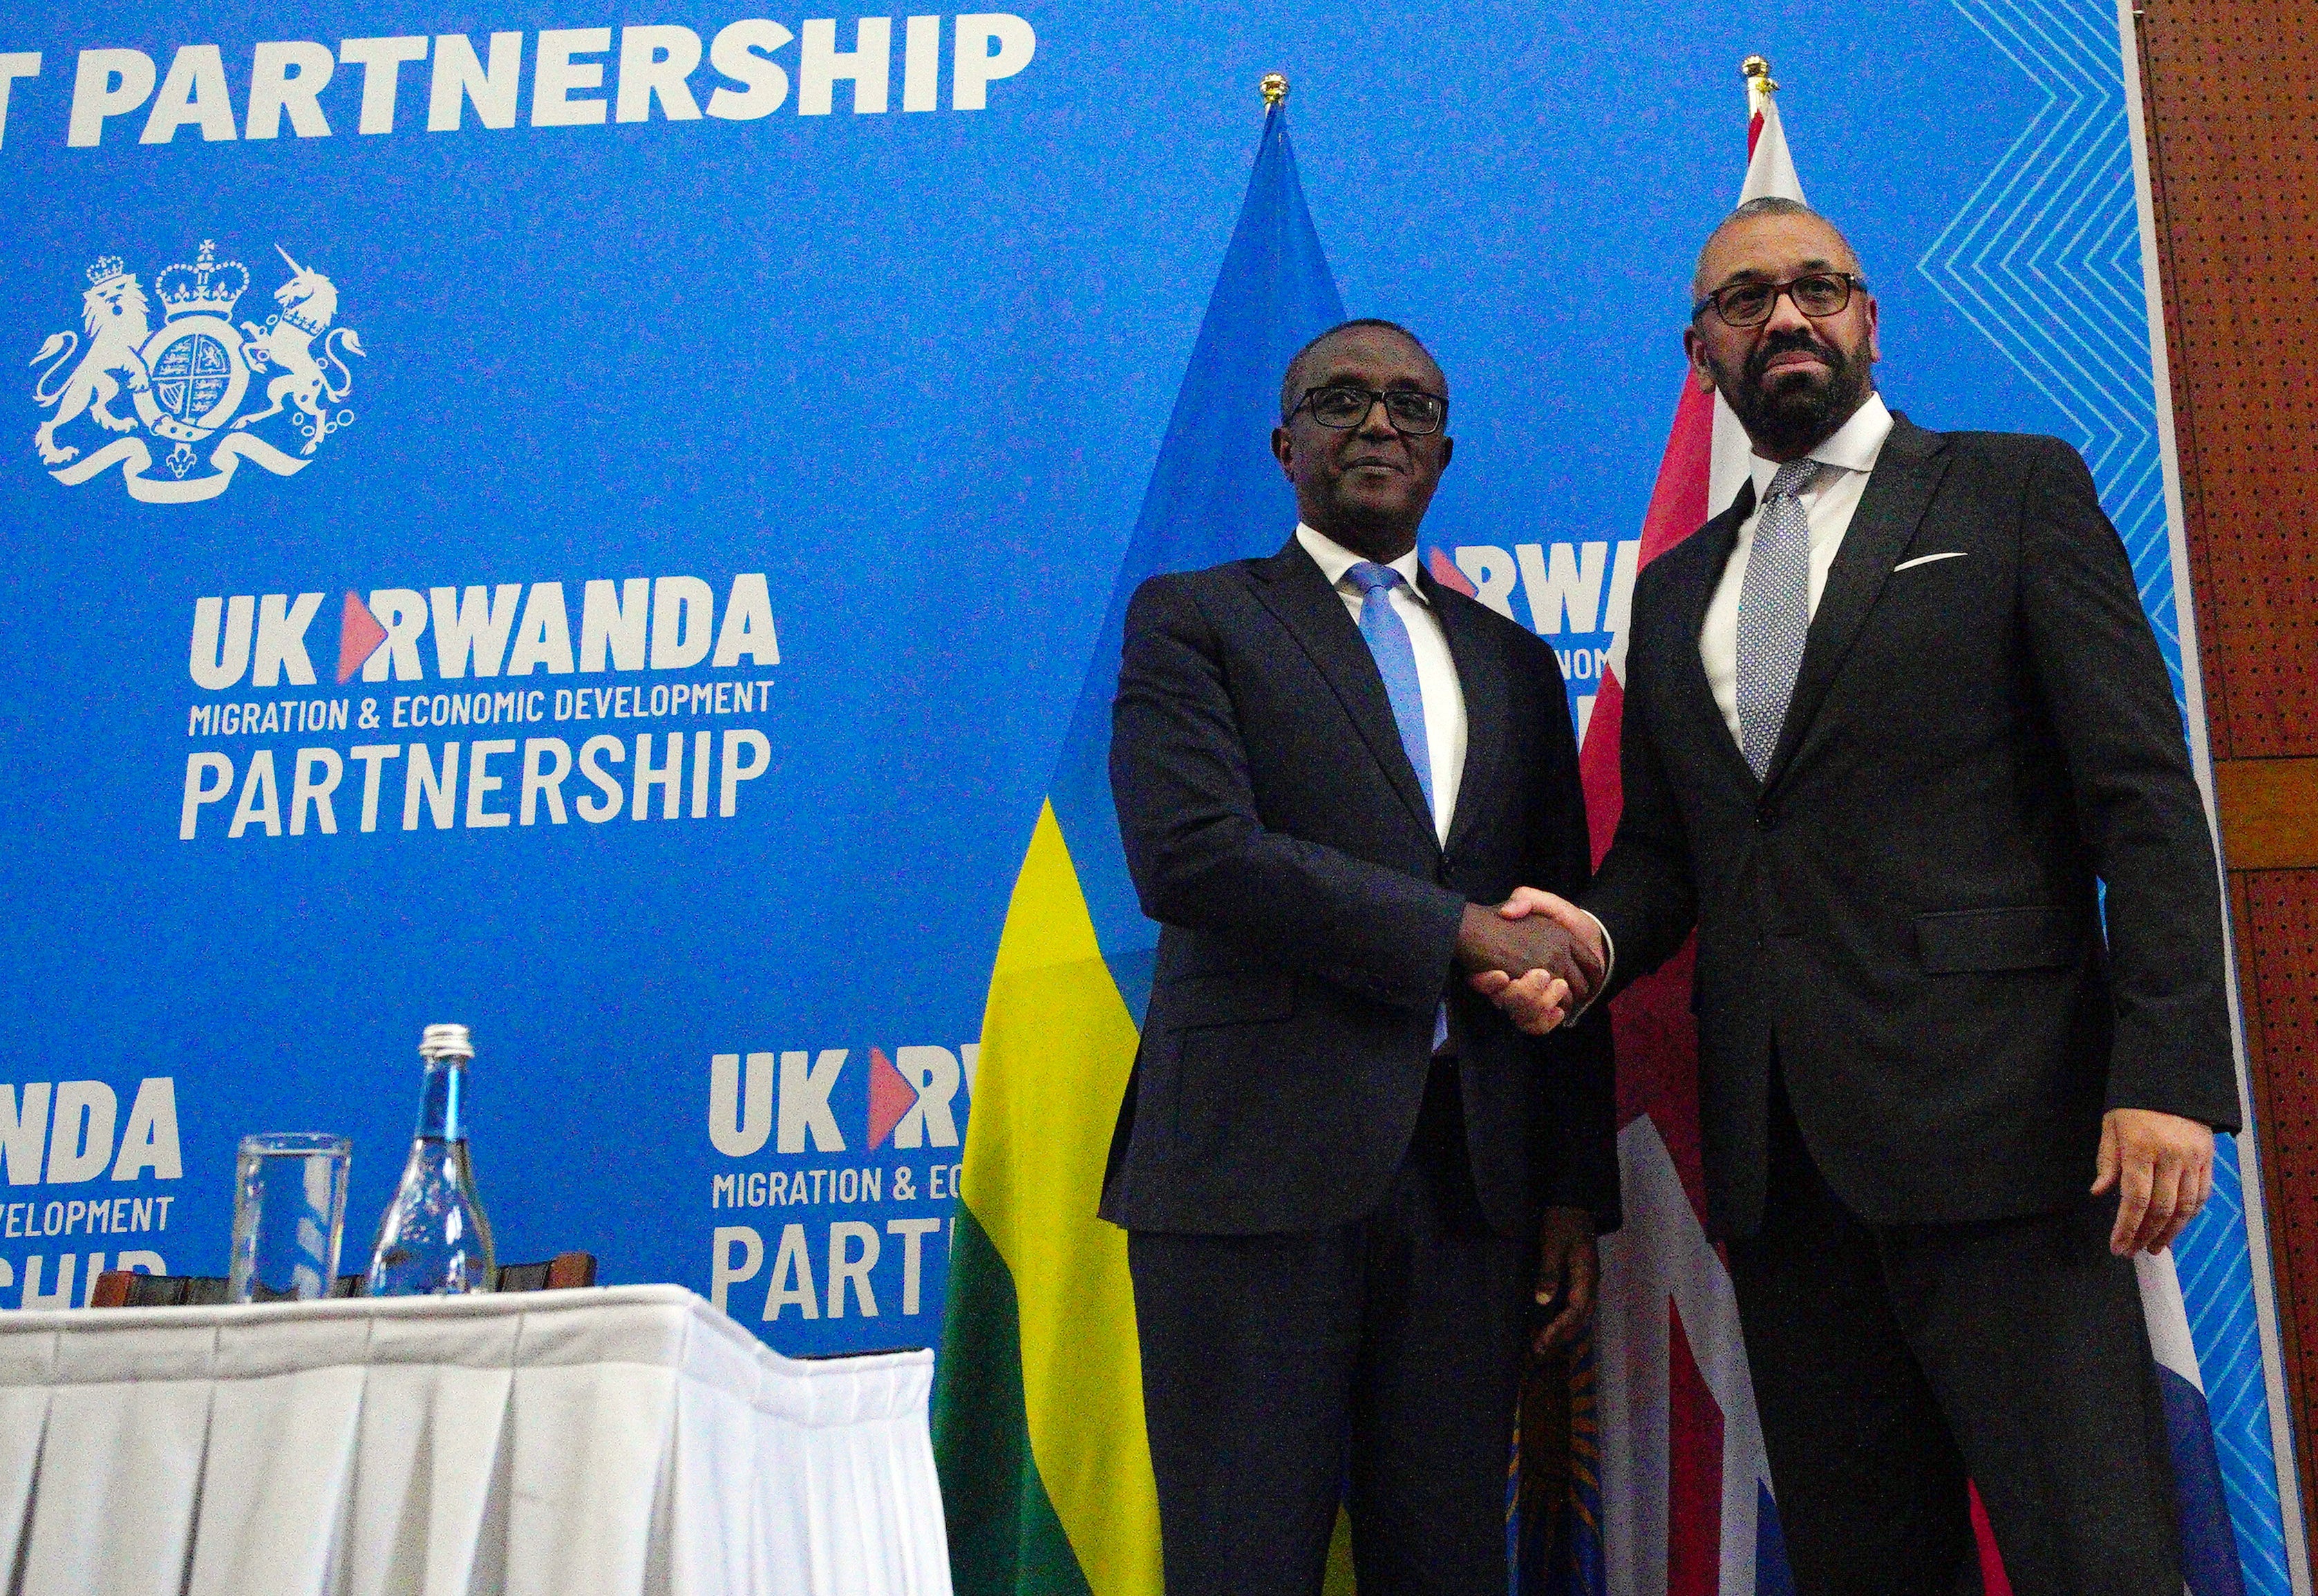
[{"x1": 228, "y1": 1133, "x2": 351, "y2": 1304}]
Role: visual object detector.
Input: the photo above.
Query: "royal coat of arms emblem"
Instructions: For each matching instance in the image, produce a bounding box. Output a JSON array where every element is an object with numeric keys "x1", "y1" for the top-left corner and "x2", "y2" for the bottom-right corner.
[{"x1": 30, "y1": 239, "x2": 366, "y2": 504}]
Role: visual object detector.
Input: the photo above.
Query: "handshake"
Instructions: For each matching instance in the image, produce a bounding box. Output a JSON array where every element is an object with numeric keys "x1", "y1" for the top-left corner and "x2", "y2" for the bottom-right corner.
[{"x1": 1454, "y1": 889, "x2": 1607, "y2": 1035}]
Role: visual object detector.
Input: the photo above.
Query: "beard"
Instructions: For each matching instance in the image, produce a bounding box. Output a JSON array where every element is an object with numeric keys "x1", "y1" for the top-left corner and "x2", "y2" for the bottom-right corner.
[{"x1": 1713, "y1": 329, "x2": 1874, "y2": 457}]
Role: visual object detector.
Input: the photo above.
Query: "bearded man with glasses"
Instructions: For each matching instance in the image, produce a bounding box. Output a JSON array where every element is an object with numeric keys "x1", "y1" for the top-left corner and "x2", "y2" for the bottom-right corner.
[
  {"x1": 1478, "y1": 197, "x2": 2238, "y2": 1594},
  {"x1": 1103, "y1": 318, "x2": 1617, "y2": 1595}
]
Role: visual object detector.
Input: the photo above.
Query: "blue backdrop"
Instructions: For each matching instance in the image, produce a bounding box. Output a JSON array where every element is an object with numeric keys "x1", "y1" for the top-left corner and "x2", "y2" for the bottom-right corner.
[{"x1": 0, "y1": 0, "x2": 2295, "y2": 1586}]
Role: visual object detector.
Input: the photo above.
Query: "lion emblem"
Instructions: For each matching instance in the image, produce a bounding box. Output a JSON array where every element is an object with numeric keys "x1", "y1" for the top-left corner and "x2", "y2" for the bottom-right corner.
[
  {"x1": 30, "y1": 260, "x2": 153, "y2": 466},
  {"x1": 236, "y1": 247, "x2": 364, "y2": 456}
]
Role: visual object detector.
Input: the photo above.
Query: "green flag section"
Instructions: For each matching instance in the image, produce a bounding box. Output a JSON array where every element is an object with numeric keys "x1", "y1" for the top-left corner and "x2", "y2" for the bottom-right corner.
[
  {"x1": 936, "y1": 1203, "x2": 1101, "y2": 1596},
  {"x1": 938, "y1": 802, "x2": 1155, "y2": 1596},
  {"x1": 934, "y1": 97, "x2": 1346, "y2": 1596}
]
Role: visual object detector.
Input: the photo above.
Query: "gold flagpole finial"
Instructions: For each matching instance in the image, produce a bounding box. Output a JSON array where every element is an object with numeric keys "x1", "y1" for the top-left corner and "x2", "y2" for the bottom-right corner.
[
  {"x1": 1741, "y1": 55, "x2": 1778, "y2": 93},
  {"x1": 1261, "y1": 73, "x2": 1288, "y2": 108}
]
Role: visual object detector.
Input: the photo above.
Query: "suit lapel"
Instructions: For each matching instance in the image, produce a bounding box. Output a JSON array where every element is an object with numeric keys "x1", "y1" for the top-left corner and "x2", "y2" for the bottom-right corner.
[
  {"x1": 1250, "y1": 539, "x2": 1438, "y2": 848},
  {"x1": 1425, "y1": 574, "x2": 1501, "y2": 855},
  {"x1": 1763, "y1": 417, "x2": 1952, "y2": 789},
  {"x1": 1672, "y1": 484, "x2": 1766, "y2": 795}
]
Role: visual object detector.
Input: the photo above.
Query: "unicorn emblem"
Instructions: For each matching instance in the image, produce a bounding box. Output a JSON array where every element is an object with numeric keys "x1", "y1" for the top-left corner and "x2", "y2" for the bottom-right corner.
[{"x1": 236, "y1": 245, "x2": 364, "y2": 455}]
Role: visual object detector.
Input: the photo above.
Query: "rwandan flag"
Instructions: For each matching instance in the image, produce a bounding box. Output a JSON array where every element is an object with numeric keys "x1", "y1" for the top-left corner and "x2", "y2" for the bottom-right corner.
[{"x1": 932, "y1": 96, "x2": 1346, "y2": 1596}]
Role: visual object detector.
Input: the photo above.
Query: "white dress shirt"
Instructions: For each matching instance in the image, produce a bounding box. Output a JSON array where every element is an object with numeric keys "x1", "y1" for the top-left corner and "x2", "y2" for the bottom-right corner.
[
  {"x1": 1297, "y1": 523, "x2": 1468, "y2": 846},
  {"x1": 1699, "y1": 392, "x2": 1896, "y2": 745},
  {"x1": 1567, "y1": 396, "x2": 1894, "y2": 1022}
]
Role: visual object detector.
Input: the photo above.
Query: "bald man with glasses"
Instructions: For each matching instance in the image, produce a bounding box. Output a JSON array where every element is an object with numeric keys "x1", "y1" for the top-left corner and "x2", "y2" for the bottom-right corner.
[
  {"x1": 1481, "y1": 198, "x2": 2239, "y2": 1594},
  {"x1": 1103, "y1": 318, "x2": 1616, "y2": 1596}
]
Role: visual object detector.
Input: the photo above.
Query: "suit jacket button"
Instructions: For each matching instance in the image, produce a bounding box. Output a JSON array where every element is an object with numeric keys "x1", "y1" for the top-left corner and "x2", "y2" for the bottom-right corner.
[{"x1": 1755, "y1": 810, "x2": 1777, "y2": 832}]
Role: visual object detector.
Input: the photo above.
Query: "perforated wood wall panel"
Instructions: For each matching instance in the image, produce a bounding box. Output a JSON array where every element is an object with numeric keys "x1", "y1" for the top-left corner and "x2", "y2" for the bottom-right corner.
[
  {"x1": 2235, "y1": 874, "x2": 2318, "y2": 1463},
  {"x1": 2140, "y1": 1, "x2": 2318, "y2": 761},
  {"x1": 2139, "y1": 0, "x2": 2318, "y2": 1553}
]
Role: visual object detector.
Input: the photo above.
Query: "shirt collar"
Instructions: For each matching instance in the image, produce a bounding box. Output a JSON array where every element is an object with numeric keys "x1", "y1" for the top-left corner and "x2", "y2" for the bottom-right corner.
[
  {"x1": 1295, "y1": 523, "x2": 1430, "y2": 605},
  {"x1": 1746, "y1": 390, "x2": 1894, "y2": 501}
]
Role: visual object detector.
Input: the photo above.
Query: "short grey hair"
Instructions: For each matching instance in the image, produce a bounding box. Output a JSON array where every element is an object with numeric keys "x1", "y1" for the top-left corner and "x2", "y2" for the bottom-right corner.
[
  {"x1": 1279, "y1": 319, "x2": 1442, "y2": 421},
  {"x1": 1691, "y1": 197, "x2": 1867, "y2": 301}
]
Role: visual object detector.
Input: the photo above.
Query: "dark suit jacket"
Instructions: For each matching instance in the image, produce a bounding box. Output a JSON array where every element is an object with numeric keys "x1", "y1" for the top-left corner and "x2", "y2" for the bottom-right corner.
[
  {"x1": 1588, "y1": 415, "x2": 2239, "y2": 1238},
  {"x1": 1099, "y1": 537, "x2": 1618, "y2": 1239}
]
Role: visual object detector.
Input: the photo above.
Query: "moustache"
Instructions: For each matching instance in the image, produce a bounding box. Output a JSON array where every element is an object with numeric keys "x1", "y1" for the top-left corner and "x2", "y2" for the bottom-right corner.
[{"x1": 1746, "y1": 332, "x2": 1841, "y2": 386}]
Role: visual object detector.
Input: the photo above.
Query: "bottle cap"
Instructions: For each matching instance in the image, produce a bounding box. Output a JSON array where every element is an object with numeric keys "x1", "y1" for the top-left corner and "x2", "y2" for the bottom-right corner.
[{"x1": 418, "y1": 1023, "x2": 474, "y2": 1061}]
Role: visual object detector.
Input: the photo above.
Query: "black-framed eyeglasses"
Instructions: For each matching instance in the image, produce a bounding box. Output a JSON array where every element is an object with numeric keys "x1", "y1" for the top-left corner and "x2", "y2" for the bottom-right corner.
[
  {"x1": 1692, "y1": 272, "x2": 1867, "y2": 328},
  {"x1": 1292, "y1": 384, "x2": 1449, "y2": 436}
]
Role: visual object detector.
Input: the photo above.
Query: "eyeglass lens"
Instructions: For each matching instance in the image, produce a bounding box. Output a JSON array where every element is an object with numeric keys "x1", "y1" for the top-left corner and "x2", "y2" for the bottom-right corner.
[
  {"x1": 1308, "y1": 387, "x2": 1447, "y2": 433},
  {"x1": 1714, "y1": 274, "x2": 1852, "y2": 327}
]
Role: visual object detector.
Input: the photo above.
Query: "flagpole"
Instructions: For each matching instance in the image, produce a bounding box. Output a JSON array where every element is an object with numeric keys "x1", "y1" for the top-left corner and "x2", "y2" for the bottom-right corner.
[{"x1": 1261, "y1": 72, "x2": 1287, "y2": 106}]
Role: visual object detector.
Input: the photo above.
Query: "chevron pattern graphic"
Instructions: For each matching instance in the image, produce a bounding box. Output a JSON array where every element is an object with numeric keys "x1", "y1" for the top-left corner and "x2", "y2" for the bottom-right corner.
[
  {"x1": 2178, "y1": 1139, "x2": 2292, "y2": 1595},
  {"x1": 1921, "y1": 5, "x2": 2290, "y2": 1594},
  {"x1": 1922, "y1": 0, "x2": 2183, "y2": 694}
]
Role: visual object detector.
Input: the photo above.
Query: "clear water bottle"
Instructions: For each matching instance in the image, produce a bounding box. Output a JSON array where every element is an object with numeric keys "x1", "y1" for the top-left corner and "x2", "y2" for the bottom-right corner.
[{"x1": 367, "y1": 1023, "x2": 497, "y2": 1295}]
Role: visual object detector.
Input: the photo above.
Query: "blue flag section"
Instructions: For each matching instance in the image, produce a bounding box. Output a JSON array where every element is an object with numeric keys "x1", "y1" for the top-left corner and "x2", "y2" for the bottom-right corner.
[
  {"x1": 1042, "y1": 95, "x2": 1344, "y2": 1027},
  {"x1": 2169, "y1": 1358, "x2": 2255, "y2": 1596},
  {"x1": 0, "y1": 3, "x2": 2299, "y2": 1591}
]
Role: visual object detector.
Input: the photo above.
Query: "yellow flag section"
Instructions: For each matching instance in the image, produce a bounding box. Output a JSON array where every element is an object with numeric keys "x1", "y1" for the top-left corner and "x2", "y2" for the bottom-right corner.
[{"x1": 934, "y1": 801, "x2": 1162, "y2": 1596}]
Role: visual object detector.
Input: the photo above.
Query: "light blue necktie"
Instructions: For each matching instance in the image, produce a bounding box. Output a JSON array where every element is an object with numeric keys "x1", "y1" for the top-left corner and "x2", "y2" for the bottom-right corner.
[
  {"x1": 1345, "y1": 562, "x2": 1435, "y2": 816},
  {"x1": 1735, "y1": 459, "x2": 1822, "y2": 780},
  {"x1": 1344, "y1": 562, "x2": 1449, "y2": 1052}
]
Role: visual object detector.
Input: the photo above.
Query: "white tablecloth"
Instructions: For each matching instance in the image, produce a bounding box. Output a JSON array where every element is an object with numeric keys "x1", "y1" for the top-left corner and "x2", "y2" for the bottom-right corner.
[{"x1": 0, "y1": 1284, "x2": 952, "y2": 1596}]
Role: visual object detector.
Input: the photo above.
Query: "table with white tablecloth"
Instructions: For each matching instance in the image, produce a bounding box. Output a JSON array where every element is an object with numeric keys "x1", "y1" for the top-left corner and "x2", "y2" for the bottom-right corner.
[{"x1": 0, "y1": 1284, "x2": 952, "y2": 1596}]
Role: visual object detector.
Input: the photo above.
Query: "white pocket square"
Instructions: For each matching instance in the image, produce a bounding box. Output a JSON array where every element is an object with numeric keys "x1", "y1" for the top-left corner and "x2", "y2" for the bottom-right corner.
[{"x1": 1894, "y1": 551, "x2": 1968, "y2": 572}]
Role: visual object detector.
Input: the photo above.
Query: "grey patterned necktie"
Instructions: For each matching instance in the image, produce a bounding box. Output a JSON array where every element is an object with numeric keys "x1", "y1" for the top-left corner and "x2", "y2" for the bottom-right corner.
[{"x1": 1735, "y1": 458, "x2": 1822, "y2": 779}]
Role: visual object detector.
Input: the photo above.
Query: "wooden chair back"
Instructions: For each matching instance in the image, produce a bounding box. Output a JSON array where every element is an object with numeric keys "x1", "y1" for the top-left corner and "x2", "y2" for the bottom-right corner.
[{"x1": 89, "y1": 1253, "x2": 597, "y2": 1308}]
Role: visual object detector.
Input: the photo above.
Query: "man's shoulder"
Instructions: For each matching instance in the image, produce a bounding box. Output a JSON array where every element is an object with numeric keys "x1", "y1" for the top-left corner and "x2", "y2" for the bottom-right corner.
[
  {"x1": 1431, "y1": 580, "x2": 1556, "y2": 663},
  {"x1": 1649, "y1": 525, "x2": 1724, "y2": 580},
  {"x1": 1134, "y1": 553, "x2": 1275, "y2": 598},
  {"x1": 1893, "y1": 418, "x2": 2079, "y2": 475},
  {"x1": 1628, "y1": 520, "x2": 1724, "y2": 616},
  {"x1": 1127, "y1": 553, "x2": 1274, "y2": 616}
]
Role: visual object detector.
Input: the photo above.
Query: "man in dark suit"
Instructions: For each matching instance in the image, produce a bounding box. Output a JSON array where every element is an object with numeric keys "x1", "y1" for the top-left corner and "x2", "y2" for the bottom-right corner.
[
  {"x1": 1103, "y1": 319, "x2": 1615, "y2": 1596},
  {"x1": 1482, "y1": 199, "x2": 2240, "y2": 1594}
]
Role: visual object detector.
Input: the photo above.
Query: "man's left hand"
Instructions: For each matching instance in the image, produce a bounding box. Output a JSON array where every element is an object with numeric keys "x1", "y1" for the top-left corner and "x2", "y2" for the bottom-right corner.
[
  {"x1": 1532, "y1": 1206, "x2": 1599, "y2": 1356},
  {"x1": 1469, "y1": 967, "x2": 1572, "y2": 1034},
  {"x1": 2092, "y1": 1108, "x2": 2215, "y2": 1256}
]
